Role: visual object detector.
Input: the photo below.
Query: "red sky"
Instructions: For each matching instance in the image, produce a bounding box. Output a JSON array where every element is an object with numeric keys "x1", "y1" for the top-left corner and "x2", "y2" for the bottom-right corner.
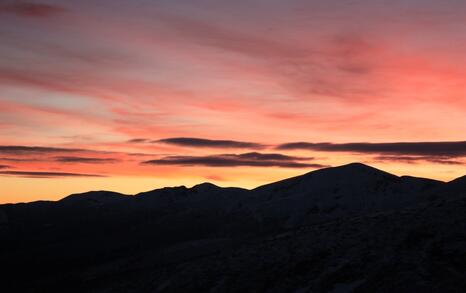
[{"x1": 0, "y1": 0, "x2": 465, "y2": 203}]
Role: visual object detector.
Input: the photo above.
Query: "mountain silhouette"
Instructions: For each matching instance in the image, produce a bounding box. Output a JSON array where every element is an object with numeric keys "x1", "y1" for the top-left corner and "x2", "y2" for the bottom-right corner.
[
  {"x1": 1, "y1": 163, "x2": 465, "y2": 292},
  {"x1": 59, "y1": 191, "x2": 131, "y2": 205}
]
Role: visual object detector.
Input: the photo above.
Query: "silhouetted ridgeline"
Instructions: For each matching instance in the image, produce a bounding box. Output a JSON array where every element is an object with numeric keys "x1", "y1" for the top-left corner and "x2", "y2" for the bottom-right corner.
[{"x1": 1, "y1": 163, "x2": 466, "y2": 292}]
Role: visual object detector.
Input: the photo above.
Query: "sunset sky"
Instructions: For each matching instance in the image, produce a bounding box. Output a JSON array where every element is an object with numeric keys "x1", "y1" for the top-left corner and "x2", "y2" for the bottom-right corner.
[{"x1": 1, "y1": 0, "x2": 465, "y2": 203}]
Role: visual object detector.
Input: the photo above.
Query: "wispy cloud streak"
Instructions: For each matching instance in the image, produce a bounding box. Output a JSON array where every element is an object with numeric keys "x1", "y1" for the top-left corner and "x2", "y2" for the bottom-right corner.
[
  {"x1": 0, "y1": 171, "x2": 105, "y2": 178},
  {"x1": 54, "y1": 157, "x2": 119, "y2": 164},
  {"x1": 0, "y1": 146, "x2": 84, "y2": 155},
  {"x1": 374, "y1": 156, "x2": 465, "y2": 165}
]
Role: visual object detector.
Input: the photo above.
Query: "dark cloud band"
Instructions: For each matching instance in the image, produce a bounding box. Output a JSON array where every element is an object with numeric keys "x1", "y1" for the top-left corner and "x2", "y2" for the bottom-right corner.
[
  {"x1": 157, "y1": 137, "x2": 265, "y2": 149},
  {"x1": 0, "y1": 2, "x2": 65, "y2": 18},
  {"x1": 54, "y1": 157, "x2": 119, "y2": 164},
  {"x1": 277, "y1": 141, "x2": 466, "y2": 157},
  {"x1": 127, "y1": 138, "x2": 150, "y2": 144},
  {"x1": 0, "y1": 171, "x2": 105, "y2": 178},
  {"x1": 0, "y1": 146, "x2": 84, "y2": 155},
  {"x1": 374, "y1": 156, "x2": 465, "y2": 165},
  {"x1": 143, "y1": 152, "x2": 326, "y2": 168}
]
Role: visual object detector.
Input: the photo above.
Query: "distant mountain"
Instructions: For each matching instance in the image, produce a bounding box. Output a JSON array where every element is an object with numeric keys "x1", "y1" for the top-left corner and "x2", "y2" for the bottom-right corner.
[
  {"x1": 1, "y1": 163, "x2": 465, "y2": 292},
  {"x1": 59, "y1": 191, "x2": 131, "y2": 205}
]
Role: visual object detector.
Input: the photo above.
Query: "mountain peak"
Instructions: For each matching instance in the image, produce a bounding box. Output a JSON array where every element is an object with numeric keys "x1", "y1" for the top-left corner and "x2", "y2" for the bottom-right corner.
[
  {"x1": 305, "y1": 162, "x2": 398, "y2": 180},
  {"x1": 191, "y1": 182, "x2": 220, "y2": 191},
  {"x1": 341, "y1": 162, "x2": 370, "y2": 168},
  {"x1": 332, "y1": 162, "x2": 387, "y2": 172},
  {"x1": 254, "y1": 162, "x2": 398, "y2": 193},
  {"x1": 59, "y1": 190, "x2": 129, "y2": 204}
]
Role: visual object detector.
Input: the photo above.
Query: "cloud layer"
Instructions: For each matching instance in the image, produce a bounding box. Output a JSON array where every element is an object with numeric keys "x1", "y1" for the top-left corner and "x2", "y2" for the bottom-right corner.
[
  {"x1": 143, "y1": 152, "x2": 325, "y2": 168},
  {"x1": 0, "y1": 146, "x2": 84, "y2": 155},
  {"x1": 54, "y1": 156, "x2": 119, "y2": 164},
  {"x1": 373, "y1": 156, "x2": 464, "y2": 166},
  {"x1": 0, "y1": 171, "x2": 104, "y2": 178},
  {"x1": 157, "y1": 137, "x2": 265, "y2": 149},
  {"x1": 0, "y1": 2, "x2": 65, "y2": 18},
  {"x1": 277, "y1": 141, "x2": 466, "y2": 157}
]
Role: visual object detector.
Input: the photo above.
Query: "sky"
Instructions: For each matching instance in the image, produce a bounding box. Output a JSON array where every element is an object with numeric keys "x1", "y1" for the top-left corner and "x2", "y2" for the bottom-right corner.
[{"x1": 0, "y1": 0, "x2": 465, "y2": 203}]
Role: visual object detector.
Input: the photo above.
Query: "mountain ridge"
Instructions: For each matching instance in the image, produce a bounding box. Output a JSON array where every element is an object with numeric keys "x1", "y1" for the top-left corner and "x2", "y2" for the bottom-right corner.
[
  {"x1": 1, "y1": 162, "x2": 466, "y2": 292},
  {"x1": 2, "y1": 162, "x2": 461, "y2": 205}
]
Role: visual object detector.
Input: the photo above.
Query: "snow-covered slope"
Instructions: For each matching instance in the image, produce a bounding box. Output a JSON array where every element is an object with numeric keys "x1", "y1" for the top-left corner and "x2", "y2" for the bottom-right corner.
[{"x1": 249, "y1": 163, "x2": 443, "y2": 227}]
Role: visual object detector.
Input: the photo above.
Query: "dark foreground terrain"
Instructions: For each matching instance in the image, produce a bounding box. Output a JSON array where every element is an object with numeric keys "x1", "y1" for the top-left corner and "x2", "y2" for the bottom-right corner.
[{"x1": 1, "y1": 163, "x2": 466, "y2": 292}]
